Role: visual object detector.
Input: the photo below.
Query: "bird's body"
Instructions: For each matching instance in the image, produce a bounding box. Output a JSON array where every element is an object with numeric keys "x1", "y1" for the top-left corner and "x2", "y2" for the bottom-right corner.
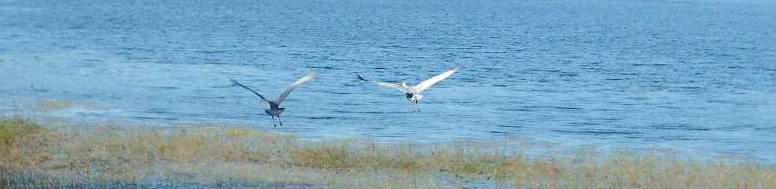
[
  {"x1": 231, "y1": 72, "x2": 316, "y2": 127},
  {"x1": 265, "y1": 102, "x2": 284, "y2": 116},
  {"x1": 358, "y1": 68, "x2": 458, "y2": 111}
]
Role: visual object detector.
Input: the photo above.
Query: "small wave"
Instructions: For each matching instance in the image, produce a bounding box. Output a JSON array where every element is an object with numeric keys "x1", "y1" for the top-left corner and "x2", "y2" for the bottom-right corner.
[
  {"x1": 307, "y1": 116, "x2": 337, "y2": 120},
  {"x1": 552, "y1": 129, "x2": 640, "y2": 136}
]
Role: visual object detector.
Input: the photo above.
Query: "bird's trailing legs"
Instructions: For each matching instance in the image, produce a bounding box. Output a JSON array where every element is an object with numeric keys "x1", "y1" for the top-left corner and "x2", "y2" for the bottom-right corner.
[
  {"x1": 270, "y1": 115, "x2": 284, "y2": 127},
  {"x1": 409, "y1": 102, "x2": 420, "y2": 112}
]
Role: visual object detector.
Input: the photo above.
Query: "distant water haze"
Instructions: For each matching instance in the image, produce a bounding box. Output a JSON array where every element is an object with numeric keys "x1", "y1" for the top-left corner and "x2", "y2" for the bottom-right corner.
[{"x1": 1, "y1": 0, "x2": 775, "y2": 162}]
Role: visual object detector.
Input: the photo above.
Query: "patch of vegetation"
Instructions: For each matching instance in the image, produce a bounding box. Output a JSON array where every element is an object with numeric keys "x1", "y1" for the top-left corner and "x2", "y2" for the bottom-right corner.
[
  {"x1": 291, "y1": 143, "x2": 351, "y2": 170},
  {"x1": 0, "y1": 118, "x2": 51, "y2": 168},
  {"x1": 0, "y1": 118, "x2": 45, "y2": 145},
  {"x1": 1, "y1": 117, "x2": 776, "y2": 189},
  {"x1": 35, "y1": 100, "x2": 74, "y2": 111}
]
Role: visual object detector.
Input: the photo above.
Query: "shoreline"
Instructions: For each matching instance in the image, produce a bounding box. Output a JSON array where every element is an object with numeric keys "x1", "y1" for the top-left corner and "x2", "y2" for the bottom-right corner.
[{"x1": 3, "y1": 98, "x2": 775, "y2": 165}]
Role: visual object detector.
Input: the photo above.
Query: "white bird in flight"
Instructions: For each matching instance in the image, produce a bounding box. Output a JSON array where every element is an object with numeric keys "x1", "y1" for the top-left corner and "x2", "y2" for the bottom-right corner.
[
  {"x1": 357, "y1": 67, "x2": 458, "y2": 112},
  {"x1": 231, "y1": 72, "x2": 317, "y2": 127}
]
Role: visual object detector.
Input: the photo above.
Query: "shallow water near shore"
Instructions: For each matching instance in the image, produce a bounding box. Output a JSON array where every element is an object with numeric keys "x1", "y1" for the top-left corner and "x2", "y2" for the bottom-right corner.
[{"x1": 1, "y1": 0, "x2": 776, "y2": 163}]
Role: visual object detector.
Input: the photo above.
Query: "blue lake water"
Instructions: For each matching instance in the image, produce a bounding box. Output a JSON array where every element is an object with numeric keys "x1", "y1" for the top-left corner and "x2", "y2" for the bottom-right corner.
[{"x1": 1, "y1": 0, "x2": 775, "y2": 161}]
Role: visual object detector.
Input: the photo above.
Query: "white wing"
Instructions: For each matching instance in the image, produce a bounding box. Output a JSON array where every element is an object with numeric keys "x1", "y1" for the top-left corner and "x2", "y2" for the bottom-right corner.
[
  {"x1": 412, "y1": 68, "x2": 458, "y2": 93},
  {"x1": 357, "y1": 73, "x2": 411, "y2": 93},
  {"x1": 276, "y1": 72, "x2": 317, "y2": 104}
]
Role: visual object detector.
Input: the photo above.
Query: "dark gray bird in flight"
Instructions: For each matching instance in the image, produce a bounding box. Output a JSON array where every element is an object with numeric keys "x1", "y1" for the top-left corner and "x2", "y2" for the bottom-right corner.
[{"x1": 231, "y1": 72, "x2": 317, "y2": 127}]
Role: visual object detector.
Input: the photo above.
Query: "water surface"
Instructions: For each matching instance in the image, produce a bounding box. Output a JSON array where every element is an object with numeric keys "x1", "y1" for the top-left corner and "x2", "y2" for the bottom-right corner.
[{"x1": 1, "y1": 0, "x2": 776, "y2": 161}]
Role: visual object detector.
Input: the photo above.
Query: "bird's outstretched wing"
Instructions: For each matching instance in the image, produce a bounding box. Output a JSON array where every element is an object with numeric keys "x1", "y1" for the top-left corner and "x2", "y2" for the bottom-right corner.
[
  {"x1": 277, "y1": 72, "x2": 317, "y2": 104},
  {"x1": 231, "y1": 79, "x2": 270, "y2": 102},
  {"x1": 357, "y1": 73, "x2": 411, "y2": 93},
  {"x1": 413, "y1": 67, "x2": 458, "y2": 93}
]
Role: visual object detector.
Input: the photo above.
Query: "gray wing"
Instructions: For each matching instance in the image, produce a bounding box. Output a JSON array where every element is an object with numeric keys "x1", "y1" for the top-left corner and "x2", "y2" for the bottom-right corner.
[
  {"x1": 357, "y1": 73, "x2": 411, "y2": 93},
  {"x1": 230, "y1": 79, "x2": 270, "y2": 102},
  {"x1": 276, "y1": 72, "x2": 317, "y2": 104},
  {"x1": 412, "y1": 67, "x2": 458, "y2": 93}
]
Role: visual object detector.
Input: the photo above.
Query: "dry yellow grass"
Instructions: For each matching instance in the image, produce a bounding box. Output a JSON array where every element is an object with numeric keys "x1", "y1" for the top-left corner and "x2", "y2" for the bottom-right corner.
[{"x1": 1, "y1": 117, "x2": 775, "y2": 189}]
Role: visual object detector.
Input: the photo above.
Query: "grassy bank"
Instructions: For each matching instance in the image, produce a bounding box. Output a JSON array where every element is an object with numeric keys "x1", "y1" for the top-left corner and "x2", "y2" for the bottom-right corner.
[{"x1": 1, "y1": 118, "x2": 775, "y2": 189}]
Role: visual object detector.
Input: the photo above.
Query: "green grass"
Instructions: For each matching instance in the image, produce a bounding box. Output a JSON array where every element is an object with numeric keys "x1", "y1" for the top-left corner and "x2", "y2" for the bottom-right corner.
[
  {"x1": 0, "y1": 118, "x2": 51, "y2": 167},
  {"x1": 1, "y1": 117, "x2": 775, "y2": 188},
  {"x1": 0, "y1": 118, "x2": 45, "y2": 145}
]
